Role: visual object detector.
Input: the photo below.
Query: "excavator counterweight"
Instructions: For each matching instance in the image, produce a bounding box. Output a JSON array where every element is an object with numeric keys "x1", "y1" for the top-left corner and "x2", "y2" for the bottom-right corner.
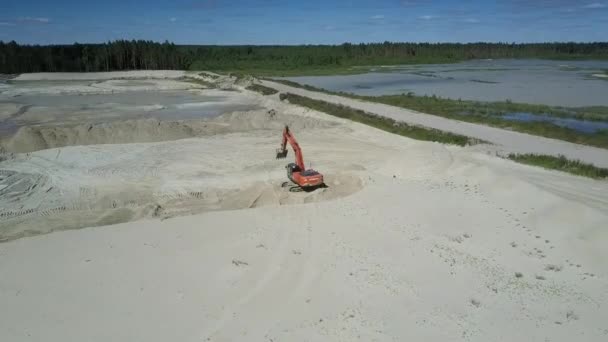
[{"x1": 275, "y1": 125, "x2": 324, "y2": 190}]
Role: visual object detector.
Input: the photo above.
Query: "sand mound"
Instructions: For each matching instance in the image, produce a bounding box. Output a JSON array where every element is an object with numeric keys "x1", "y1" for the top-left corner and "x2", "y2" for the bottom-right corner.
[
  {"x1": 0, "y1": 171, "x2": 363, "y2": 241},
  {"x1": 213, "y1": 109, "x2": 338, "y2": 131},
  {"x1": 14, "y1": 70, "x2": 187, "y2": 81},
  {"x1": 1, "y1": 108, "x2": 338, "y2": 153},
  {"x1": 2, "y1": 119, "x2": 204, "y2": 153},
  {"x1": 92, "y1": 79, "x2": 203, "y2": 92}
]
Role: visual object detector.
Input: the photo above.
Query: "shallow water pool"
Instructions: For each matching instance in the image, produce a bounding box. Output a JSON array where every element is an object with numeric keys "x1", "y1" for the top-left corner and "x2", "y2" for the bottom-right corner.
[{"x1": 502, "y1": 112, "x2": 608, "y2": 134}]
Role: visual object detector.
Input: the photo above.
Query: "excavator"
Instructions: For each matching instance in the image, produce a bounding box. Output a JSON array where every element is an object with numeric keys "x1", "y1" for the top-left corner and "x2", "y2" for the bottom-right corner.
[{"x1": 275, "y1": 125, "x2": 324, "y2": 191}]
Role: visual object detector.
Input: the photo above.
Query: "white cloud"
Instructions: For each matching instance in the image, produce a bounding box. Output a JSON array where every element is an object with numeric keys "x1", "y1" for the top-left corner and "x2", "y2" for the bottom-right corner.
[
  {"x1": 0, "y1": 22, "x2": 16, "y2": 26},
  {"x1": 583, "y1": 2, "x2": 607, "y2": 8},
  {"x1": 464, "y1": 18, "x2": 479, "y2": 23},
  {"x1": 18, "y1": 17, "x2": 50, "y2": 23},
  {"x1": 418, "y1": 15, "x2": 437, "y2": 20},
  {"x1": 371, "y1": 14, "x2": 385, "y2": 20},
  {"x1": 169, "y1": 17, "x2": 177, "y2": 22},
  {"x1": 324, "y1": 25, "x2": 335, "y2": 31}
]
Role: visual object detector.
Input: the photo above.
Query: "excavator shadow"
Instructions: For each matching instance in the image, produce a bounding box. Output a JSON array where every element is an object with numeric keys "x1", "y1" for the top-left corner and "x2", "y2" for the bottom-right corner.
[{"x1": 281, "y1": 181, "x2": 329, "y2": 193}]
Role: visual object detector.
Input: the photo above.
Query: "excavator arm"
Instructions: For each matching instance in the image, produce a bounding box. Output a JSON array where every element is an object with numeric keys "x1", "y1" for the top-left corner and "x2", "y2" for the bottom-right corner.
[{"x1": 276, "y1": 125, "x2": 305, "y2": 170}]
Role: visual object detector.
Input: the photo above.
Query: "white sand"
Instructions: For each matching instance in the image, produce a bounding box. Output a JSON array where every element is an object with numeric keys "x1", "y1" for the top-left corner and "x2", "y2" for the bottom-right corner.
[
  {"x1": 14, "y1": 70, "x2": 188, "y2": 81},
  {"x1": 1, "y1": 73, "x2": 608, "y2": 341}
]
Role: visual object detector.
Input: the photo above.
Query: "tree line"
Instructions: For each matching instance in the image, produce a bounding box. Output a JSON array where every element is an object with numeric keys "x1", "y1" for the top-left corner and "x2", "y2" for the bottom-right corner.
[{"x1": 1, "y1": 40, "x2": 607, "y2": 74}]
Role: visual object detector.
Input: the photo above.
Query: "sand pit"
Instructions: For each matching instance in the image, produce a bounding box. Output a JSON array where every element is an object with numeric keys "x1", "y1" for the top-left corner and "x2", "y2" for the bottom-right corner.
[
  {"x1": 1, "y1": 72, "x2": 608, "y2": 342},
  {"x1": 0, "y1": 107, "x2": 337, "y2": 153},
  {"x1": 0, "y1": 103, "x2": 356, "y2": 241}
]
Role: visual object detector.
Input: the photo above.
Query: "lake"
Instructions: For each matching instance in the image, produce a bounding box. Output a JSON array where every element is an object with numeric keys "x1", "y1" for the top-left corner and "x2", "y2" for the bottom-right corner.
[
  {"x1": 502, "y1": 112, "x2": 608, "y2": 134},
  {"x1": 282, "y1": 59, "x2": 608, "y2": 107}
]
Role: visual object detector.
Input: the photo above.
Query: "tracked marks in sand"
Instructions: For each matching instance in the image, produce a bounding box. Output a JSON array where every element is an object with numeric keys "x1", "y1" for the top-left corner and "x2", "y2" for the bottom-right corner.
[
  {"x1": 0, "y1": 170, "x2": 49, "y2": 220},
  {"x1": 204, "y1": 222, "x2": 294, "y2": 339}
]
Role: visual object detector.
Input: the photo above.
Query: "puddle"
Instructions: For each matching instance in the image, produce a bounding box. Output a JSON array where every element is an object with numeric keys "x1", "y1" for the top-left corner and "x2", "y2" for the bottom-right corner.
[{"x1": 502, "y1": 112, "x2": 608, "y2": 133}]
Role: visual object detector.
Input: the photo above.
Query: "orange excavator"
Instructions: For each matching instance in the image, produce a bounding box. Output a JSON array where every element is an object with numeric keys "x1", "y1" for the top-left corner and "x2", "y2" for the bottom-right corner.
[{"x1": 276, "y1": 125, "x2": 324, "y2": 190}]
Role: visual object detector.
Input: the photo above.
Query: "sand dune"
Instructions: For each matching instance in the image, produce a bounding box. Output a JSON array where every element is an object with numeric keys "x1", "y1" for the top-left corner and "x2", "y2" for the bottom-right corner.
[{"x1": 1, "y1": 72, "x2": 607, "y2": 341}]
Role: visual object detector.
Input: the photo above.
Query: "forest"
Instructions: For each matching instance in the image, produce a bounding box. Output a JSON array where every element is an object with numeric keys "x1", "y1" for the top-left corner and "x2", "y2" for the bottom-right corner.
[{"x1": 1, "y1": 40, "x2": 607, "y2": 74}]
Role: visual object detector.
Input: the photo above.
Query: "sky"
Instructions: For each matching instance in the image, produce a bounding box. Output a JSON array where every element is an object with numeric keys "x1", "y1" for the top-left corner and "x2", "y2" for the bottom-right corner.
[{"x1": 0, "y1": 0, "x2": 607, "y2": 45}]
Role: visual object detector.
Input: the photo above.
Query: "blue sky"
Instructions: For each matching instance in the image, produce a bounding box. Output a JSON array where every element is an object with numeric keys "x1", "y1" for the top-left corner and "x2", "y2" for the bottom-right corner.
[{"x1": 1, "y1": 0, "x2": 607, "y2": 44}]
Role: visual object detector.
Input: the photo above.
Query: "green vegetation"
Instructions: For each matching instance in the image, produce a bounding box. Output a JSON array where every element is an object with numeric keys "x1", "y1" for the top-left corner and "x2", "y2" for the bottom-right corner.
[
  {"x1": 181, "y1": 77, "x2": 215, "y2": 88},
  {"x1": 470, "y1": 79, "x2": 500, "y2": 84},
  {"x1": 2, "y1": 40, "x2": 608, "y2": 74},
  {"x1": 199, "y1": 72, "x2": 219, "y2": 79},
  {"x1": 270, "y1": 79, "x2": 608, "y2": 149},
  {"x1": 246, "y1": 84, "x2": 279, "y2": 95},
  {"x1": 508, "y1": 154, "x2": 608, "y2": 179},
  {"x1": 279, "y1": 92, "x2": 477, "y2": 146}
]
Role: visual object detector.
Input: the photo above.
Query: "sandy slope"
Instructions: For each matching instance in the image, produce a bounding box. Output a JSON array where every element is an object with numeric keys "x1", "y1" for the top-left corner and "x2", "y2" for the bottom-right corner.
[
  {"x1": 262, "y1": 80, "x2": 608, "y2": 168},
  {"x1": 1, "y1": 72, "x2": 608, "y2": 341},
  {"x1": 1, "y1": 139, "x2": 607, "y2": 342}
]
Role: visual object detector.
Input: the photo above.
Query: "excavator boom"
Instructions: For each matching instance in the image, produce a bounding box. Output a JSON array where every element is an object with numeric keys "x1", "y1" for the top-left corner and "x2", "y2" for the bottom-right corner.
[{"x1": 276, "y1": 126, "x2": 305, "y2": 169}]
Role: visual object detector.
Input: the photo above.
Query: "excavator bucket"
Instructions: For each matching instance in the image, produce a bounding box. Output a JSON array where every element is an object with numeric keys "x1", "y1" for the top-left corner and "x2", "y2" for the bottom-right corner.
[{"x1": 276, "y1": 148, "x2": 288, "y2": 159}]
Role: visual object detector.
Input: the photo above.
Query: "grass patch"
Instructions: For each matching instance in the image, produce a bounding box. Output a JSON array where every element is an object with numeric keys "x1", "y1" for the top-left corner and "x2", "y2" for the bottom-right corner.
[
  {"x1": 199, "y1": 72, "x2": 220, "y2": 79},
  {"x1": 470, "y1": 79, "x2": 500, "y2": 84},
  {"x1": 181, "y1": 77, "x2": 216, "y2": 88},
  {"x1": 508, "y1": 154, "x2": 608, "y2": 179},
  {"x1": 269, "y1": 79, "x2": 608, "y2": 149},
  {"x1": 279, "y1": 92, "x2": 478, "y2": 146},
  {"x1": 246, "y1": 84, "x2": 279, "y2": 95}
]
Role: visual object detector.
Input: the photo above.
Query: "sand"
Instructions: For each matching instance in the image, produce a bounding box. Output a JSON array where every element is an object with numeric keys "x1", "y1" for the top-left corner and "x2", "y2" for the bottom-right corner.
[
  {"x1": 13, "y1": 70, "x2": 188, "y2": 81},
  {"x1": 1, "y1": 72, "x2": 608, "y2": 341}
]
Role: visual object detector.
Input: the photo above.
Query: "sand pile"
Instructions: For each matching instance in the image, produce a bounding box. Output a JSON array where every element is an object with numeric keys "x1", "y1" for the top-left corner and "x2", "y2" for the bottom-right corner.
[
  {"x1": 0, "y1": 163, "x2": 363, "y2": 242},
  {"x1": 2, "y1": 119, "x2": 202, "y2": 153},
  {"x1": 0, "y1": 104, "x2": 360, "y2": 240},
  {"x1": 14, "y1": 70, "x2": 187, "y2": 81},
  {"x1": 1, "y1": 108, "x2": 338, "y2": 153}
]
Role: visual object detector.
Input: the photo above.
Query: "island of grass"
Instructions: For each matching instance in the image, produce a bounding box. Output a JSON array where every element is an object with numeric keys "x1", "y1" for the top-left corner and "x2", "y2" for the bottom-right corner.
[
  {"x1": 270, "y1": 79, "x2": 608, "y2": 149},
  {"x1": 246, "y1": 84, "x2": 279, "y2": 95},
  {"x1": 509, "y1": 154, "x2": 608, "y2": 179},
  {"x1": 279, "y1": 92, "x2": 478, "y2": 146}
]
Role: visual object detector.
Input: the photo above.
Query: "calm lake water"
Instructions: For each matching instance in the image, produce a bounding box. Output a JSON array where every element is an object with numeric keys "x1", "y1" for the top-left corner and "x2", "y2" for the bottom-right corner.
[{"x1": 283, "y1": 59, "x2": 608, "y2": 107}]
